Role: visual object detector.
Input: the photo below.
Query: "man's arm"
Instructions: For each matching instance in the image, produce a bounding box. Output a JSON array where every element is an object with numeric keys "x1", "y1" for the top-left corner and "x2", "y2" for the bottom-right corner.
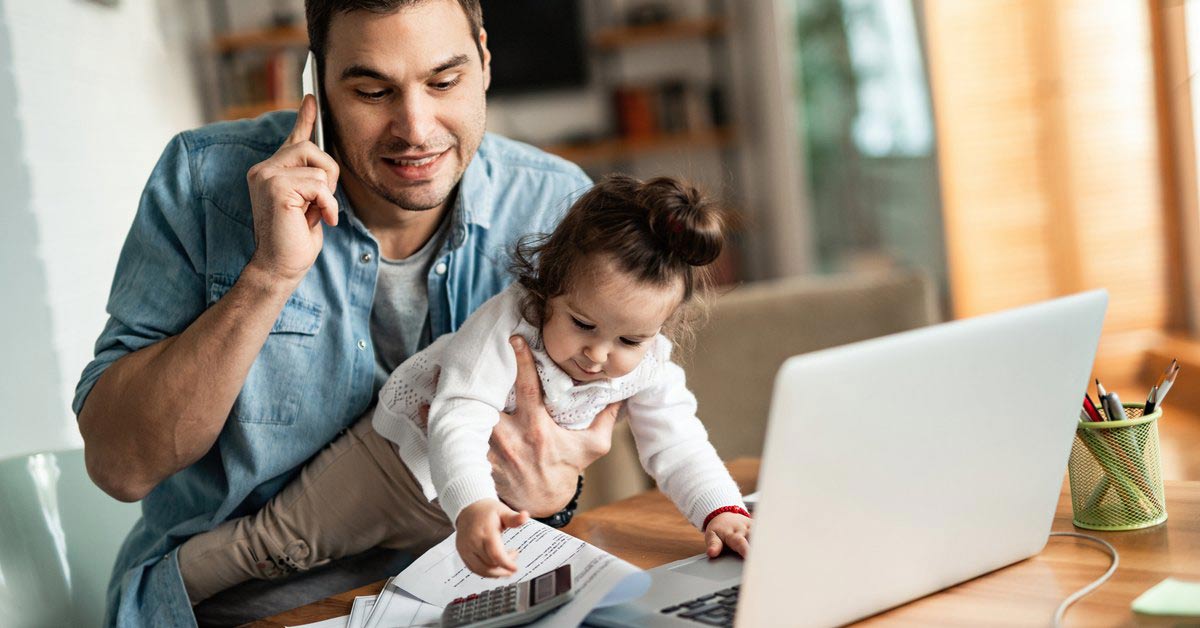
[
  {"x1": 79, "y1": 97, "x2": 339, "y2": 502},
  {"x1": 80, "y1": 265, "x2": 296, "y2": 501}
]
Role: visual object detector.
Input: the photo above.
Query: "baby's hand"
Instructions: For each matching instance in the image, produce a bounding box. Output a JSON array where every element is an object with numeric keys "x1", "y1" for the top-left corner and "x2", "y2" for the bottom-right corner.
[
  {"x1": 455, "y1": 499, "x2": 530, "y2": 577},
  {"x1": 704, "y1": 512, "x2": 752, "y2": 558}
]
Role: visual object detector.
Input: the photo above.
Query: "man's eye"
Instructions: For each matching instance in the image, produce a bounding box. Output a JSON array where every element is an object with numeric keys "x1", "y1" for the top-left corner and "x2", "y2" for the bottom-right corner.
[
  {"x1": 620, "y1": 337, "x2": 644, "y2": 347},
  {"x1": 356, "y1": 90, "x2": 388, "y2": 101},
  {"x1": 432, "y1": 77, "x2": 461, "y2": 91},
  {"x1": 571, "y1": 317, "x2": 595, "y2": 331}
]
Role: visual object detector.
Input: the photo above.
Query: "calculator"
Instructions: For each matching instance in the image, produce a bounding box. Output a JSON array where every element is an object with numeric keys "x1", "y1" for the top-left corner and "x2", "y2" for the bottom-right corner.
[{"x1": 440, "y1": 564, "x2": 573, "y2": 628}]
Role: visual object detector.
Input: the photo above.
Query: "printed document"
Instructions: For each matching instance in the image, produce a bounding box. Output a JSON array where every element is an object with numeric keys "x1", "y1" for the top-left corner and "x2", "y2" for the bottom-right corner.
[{"x1": 393, "y1": 520, "x2": 651, "y2": 627}]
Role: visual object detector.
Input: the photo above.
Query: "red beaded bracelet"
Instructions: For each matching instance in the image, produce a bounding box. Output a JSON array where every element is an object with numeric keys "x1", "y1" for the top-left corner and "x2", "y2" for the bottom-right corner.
[{"x1": 702, "y1": 505, "x2": 752, "y2": 531}]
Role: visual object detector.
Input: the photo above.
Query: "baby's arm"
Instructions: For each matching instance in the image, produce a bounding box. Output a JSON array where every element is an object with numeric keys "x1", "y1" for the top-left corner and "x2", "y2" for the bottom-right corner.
[
  {"x1": 420, "y1": 288, "x2": 531, "y2": 575},
  {"x1": 424, "y1": 289, "x2": 524, "y2": 523},
  {"x1": 626, "y1": 343, "x2": 751, "y2": 555}
]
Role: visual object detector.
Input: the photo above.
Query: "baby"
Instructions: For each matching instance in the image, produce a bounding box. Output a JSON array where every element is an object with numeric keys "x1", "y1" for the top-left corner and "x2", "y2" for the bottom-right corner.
[{"x1": 179, "y1": 174, "x2": 751, "y2": 601}]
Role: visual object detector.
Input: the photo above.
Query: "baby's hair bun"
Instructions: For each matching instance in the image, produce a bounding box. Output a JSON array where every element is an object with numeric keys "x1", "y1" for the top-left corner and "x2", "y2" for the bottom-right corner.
[{"x1": 642, "y1": 177, "x2": 725, "y2": 267}]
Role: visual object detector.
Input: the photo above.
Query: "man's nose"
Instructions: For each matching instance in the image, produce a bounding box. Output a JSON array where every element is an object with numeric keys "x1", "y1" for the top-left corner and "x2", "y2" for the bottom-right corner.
[{"x1": 389, "y1": 92, "x2": 437, "y2": 148}]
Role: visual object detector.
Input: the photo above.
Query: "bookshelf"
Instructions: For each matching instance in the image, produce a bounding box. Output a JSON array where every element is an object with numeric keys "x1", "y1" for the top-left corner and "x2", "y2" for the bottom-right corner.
[
  {"x1": 213, "y1": 25, "x2": 306, "y2": 54},
  {"x1": 567, "y1": 4, "x2": 737, "y2": 171},
  {"x1": 543, "y1": 127, "x2": 735, "y2": 166},
  {"x1": 207, "y1": 5, "x2": 308, "y2": 122},
  {"x1": 592, "y1": 16, "x2": 726, "y2": 50}
]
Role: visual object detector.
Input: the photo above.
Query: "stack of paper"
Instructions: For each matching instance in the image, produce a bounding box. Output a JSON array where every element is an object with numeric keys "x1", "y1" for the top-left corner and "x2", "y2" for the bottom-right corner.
[{"x1": 292, "y1": 520, "x2": 650, "y2": 628}]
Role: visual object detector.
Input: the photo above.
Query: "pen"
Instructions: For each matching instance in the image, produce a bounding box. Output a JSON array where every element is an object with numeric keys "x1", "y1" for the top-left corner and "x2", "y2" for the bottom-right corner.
[
  {"x1": 1104, "y1": 389, "x2": 1125, "y2": 422},
  {"x1": 1082, "y1": 394, "x2": 1103, "y2": 422}
]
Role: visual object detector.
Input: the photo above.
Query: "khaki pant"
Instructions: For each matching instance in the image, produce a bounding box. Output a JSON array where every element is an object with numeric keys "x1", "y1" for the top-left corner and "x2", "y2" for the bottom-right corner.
[{"x1": 178, "y1": 411, "x2": 452, "y2": 604}]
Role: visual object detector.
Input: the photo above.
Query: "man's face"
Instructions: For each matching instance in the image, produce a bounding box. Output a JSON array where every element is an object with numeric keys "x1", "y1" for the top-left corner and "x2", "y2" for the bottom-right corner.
[{"x1": 323, "y1": 0, "x2": 490, "y2": 214}]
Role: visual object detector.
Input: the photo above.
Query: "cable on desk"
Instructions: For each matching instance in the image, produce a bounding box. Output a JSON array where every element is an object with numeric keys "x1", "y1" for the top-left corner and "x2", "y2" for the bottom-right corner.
[{"x1": 1047, "y1": 532, "x2": 1119, "y2": 627}]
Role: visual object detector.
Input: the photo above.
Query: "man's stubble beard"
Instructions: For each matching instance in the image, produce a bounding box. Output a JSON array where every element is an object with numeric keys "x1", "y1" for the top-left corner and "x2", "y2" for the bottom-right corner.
[
  {"x1": 332, "y1": 133, "x2": 448, "y2": 213},
  {"x1": 329, "y1": 103, "x2": 487, "y2": 214}
]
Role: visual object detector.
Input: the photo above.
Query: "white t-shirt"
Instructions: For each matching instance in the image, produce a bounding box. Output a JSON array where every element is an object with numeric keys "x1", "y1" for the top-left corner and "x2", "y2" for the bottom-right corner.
[{"x1": 371, "y1": 282, "x2": 745, "y2": 529}]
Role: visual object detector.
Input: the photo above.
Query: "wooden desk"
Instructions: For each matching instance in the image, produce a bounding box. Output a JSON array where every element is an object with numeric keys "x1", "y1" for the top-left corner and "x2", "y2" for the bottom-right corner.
[{"x1": 253, "y1": 459, "x2": 1200, "y2": 627}]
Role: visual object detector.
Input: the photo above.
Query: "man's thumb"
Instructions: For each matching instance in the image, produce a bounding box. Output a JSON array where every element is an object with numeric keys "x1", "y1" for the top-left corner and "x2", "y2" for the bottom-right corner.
[
  {"x1": 510, "y1": 336, "x2": 544, "y2": 407},
  {"x1": 591, "y1": 402, "x2": 621, "y2": 432}
]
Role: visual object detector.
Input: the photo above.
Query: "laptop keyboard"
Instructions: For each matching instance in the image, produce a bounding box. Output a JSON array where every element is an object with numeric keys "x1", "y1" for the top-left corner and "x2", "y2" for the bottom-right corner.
[{"x1": 659, "y1": 585, "x2": 739, "y2": 626}]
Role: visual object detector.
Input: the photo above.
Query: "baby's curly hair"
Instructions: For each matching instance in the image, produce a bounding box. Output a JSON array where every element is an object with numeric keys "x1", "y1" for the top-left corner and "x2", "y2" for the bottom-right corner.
[{"x1": 509, "y1": 174, "x2": 727, "y2": 347}]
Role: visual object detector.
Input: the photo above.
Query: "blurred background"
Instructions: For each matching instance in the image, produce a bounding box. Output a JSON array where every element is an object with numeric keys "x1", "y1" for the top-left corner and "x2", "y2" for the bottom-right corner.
[
  {"x1": 3, "y1": 0, "x2": 1200, "y2": 482},
  {"x1": 6, "y1": 4, "x2": 1200, "y2": 624}
]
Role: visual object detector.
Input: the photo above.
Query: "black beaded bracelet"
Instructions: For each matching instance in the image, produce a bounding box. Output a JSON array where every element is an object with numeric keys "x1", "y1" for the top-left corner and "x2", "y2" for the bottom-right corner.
[{"x1": 534, "y1": 475, "x2": 584, "y2": 528}]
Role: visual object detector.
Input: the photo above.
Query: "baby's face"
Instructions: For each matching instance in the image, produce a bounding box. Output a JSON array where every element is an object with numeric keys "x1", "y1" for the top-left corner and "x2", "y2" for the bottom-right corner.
[{"x1": 542, "y1": 263, "x2": 683, "y2": 383}]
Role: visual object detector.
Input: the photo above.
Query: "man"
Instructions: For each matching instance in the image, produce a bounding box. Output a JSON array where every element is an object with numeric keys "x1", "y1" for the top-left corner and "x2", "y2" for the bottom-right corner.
[{"x1": 75, "y1": 1, "x2": 615, "y2": 625}]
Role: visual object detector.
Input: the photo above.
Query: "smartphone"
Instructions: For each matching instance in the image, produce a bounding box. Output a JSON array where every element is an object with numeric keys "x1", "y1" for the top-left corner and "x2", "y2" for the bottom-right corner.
[{"x1": 301, "y1": 50, "x2": 326, "y2": 151}]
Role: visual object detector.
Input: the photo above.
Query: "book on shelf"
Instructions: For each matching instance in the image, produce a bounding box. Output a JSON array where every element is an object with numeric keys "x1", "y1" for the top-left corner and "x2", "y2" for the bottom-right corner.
[
  {"x1": 222, "y1": 49, "x2": 304, "y2": 118},
  {"x1": 612, "y1": 80, "x2": 719, "y2": 139}
]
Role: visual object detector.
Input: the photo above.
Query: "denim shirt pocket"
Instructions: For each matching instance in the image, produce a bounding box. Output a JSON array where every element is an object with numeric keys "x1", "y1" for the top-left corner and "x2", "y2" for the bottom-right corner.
[{"x1": 208, "y1": 273, "x2": 324, "y2": 425}]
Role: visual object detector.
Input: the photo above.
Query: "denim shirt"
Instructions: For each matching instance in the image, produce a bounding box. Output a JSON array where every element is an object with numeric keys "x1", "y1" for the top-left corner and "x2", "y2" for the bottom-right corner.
[{"x1": 72, "y1": 111, "x2": 591, "y2": 627}]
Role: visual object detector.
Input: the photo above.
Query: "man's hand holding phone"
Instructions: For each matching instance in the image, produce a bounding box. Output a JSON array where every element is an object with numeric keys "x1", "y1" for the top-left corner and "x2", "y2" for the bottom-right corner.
[{"x1": 245, "y1": 94, "x2": 340, "y2": 289}]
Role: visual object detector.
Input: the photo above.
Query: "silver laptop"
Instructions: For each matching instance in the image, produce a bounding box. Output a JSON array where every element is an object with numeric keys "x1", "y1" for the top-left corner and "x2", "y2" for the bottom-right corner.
[{"x1": 586, "y1": 290, "x2": 1106, "y2": 627}]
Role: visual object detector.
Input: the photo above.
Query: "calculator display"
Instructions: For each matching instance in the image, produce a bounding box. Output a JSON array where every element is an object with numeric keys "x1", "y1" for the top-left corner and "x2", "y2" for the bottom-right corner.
[
  {"x1": 442, "y1": 564, "x2": 572, "y2": 628},
  {"x1": 531, "y1": 572, "x2": 555, "y2": 605}
]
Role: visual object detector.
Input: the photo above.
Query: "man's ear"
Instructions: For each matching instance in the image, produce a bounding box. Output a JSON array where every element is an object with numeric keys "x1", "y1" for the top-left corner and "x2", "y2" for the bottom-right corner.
[{"x1": 479, "y1": 28, "x2": 492, "y2": 92}]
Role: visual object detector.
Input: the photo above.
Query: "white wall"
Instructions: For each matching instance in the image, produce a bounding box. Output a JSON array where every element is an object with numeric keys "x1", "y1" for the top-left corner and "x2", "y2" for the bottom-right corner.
[{"x1": 0, "y1": 0, "x2": 205, "y2": 461}]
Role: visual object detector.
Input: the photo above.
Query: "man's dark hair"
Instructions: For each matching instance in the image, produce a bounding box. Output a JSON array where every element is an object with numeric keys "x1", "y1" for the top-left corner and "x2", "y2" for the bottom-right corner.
[{"x1": 305, "y1": 0, "x2": 484, "y2": 70}]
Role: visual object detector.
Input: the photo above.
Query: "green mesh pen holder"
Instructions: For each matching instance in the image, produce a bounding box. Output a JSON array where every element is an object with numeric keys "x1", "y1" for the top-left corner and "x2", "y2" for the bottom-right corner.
[{"x1": 1068, "y1": 402, "x2": 1166, "y2": 531}]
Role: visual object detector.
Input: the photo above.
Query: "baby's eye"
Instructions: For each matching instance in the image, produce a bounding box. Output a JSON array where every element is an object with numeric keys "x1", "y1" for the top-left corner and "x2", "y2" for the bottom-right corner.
[
  {"x1": 571, "y1": 317, "x2": 595, "y2": 331},
  {"x1": 620, "y1": 337, "x2": 644, "y2": 347}
]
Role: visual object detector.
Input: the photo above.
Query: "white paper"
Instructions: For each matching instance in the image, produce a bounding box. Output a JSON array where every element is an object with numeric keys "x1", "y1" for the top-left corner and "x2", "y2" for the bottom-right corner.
[
  {"x1": 287, "y1": 615, "x2": 349, "y2": 628},
  {"x1": 363, "y1": 580, "x2": 442, "y2": 628},
  {"x1": 347, "y1": 595, "x2": 377, "y2": 628},
  {"x1": 393, "y1": 520, "x2": 651, "y2": 627}
]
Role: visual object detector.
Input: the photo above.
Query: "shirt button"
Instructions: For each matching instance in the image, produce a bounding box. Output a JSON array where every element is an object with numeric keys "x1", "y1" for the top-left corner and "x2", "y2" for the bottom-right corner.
[
  {"x1": 434, "y1": 262, "x2": 448, "y2": 275},
  {"x1": 360, "y1": 252, "x2": 372, "y2": 264},
  {"x1": 357, "y1": 339, "x2": 367, "y2": 350}
]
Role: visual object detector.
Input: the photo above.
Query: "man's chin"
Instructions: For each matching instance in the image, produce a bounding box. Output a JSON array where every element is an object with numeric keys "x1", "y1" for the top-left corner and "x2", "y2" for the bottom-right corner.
[{"x1": 371, "y1": 180, "x2": 452, "y2": 213}]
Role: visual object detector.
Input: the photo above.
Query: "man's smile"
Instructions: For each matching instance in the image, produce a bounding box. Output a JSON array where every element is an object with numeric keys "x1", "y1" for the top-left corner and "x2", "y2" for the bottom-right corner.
[{"x1": 381, "y1": 147, "x2": 450, "y2": 181}]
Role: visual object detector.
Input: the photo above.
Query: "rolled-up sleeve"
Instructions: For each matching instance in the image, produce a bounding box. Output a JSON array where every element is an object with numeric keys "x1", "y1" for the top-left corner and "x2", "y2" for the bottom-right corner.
[{"x1": 73, "y1": 133, "x2": 208, "y2": 416}]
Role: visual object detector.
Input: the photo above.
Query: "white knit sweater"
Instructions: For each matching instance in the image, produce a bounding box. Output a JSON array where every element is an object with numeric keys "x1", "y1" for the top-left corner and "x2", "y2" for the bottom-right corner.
[{"x1": 371, "y1": 282, "x2": 745, "y2": 529}]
